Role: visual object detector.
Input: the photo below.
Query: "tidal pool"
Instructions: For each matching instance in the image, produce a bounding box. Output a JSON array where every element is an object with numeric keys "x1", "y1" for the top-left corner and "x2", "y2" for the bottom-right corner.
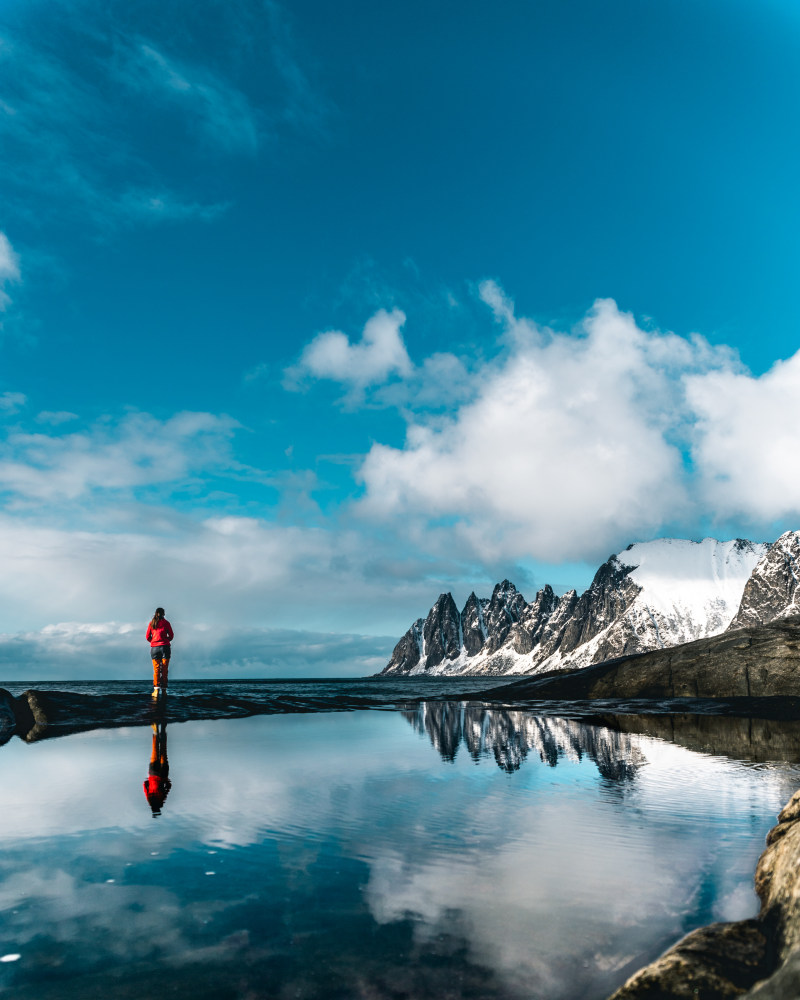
[{"x1": 0, "y1": 705, "x2": 797, "y2": 999}]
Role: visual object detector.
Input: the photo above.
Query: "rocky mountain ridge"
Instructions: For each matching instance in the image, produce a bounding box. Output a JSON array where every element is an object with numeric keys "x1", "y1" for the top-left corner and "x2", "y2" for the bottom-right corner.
[{"x1": 381, "y1": 534, "x2": 794, "y2": 677}]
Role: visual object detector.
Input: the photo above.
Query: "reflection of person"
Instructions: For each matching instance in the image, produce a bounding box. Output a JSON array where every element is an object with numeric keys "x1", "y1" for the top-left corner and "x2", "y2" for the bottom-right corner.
[
  {"x1": 146, "y1": 607, "x2": 174, "y2": 699},
  {"x1": 143, "y1": 722, "x2": 171, "y2": 817}
]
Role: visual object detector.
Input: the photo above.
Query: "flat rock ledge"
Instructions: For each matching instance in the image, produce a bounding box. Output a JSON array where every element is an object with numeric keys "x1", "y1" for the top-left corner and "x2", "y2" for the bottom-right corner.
[
  {"x1": 608, "y1": 788, "x2": 800, "y2": 999},
  {"x1": 484, "y1": 617, "x2": 800, "y2": 703}
]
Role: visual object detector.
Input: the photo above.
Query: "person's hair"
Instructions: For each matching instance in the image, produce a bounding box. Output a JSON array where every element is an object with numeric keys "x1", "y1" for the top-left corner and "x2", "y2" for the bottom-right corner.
[{"x1": 150, "y1": 607, "x2": 165, "y2": 628}]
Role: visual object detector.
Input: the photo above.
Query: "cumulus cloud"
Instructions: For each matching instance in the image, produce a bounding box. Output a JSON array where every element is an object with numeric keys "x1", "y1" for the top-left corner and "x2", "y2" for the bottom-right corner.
[
  {"x1": 286, "y1": 308, "x2": 413, "y2": 392},
  {"x1": 357, "y1": 292, "x2": 739, "y2": 562},
  {"x1": 686, "y1": 352, "x2": 800, "y2": 522}
]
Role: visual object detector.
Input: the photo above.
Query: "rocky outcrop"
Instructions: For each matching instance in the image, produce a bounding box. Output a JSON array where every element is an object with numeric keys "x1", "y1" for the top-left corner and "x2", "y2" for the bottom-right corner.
[
  {"x1": 384, "y1": 617, "x2": 424, "y2": 673},
  {"x1": 599, "y1": 712, "x2": 800, "y2": 766},
  {"x1": 460, "y1": 592, "x2": 489, "y2": 656},
  {"x1": 608, "y1": 787, "x2": 800, "y2": 999},
  {"x1": 730, "y1": 531, "x2": 800, "y2": 630},
  {"x1": 482, "y1": 580, "x2": 527, "y2": 654},
  {"x1": 382, "y1": 537, "x2": 769, "y2": 676},
  {"x1": 421, "y1": 593, "x2": 462, "y2": 668},
  {"x1": 481, "y1": 617, "x2": 800, "y2": 702}
]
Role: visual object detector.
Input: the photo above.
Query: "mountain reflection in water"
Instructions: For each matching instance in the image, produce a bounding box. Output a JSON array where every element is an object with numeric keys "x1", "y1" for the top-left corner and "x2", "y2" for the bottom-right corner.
[
  {"x1": 1, "y1": 706, "x2": 800, "y2": 1000},
  {"x1": 403, "y1": 701, "x2": 645, "y2": 780}
]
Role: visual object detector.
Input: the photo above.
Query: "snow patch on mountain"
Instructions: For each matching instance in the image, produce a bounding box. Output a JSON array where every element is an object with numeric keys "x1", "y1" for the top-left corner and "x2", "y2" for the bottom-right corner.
[
  {"x1": 382, "y1": 536, "x2": 771, "y2": 677},
  {"x1": 729, "y1": 530, "x2": 800, "y2": 629}
]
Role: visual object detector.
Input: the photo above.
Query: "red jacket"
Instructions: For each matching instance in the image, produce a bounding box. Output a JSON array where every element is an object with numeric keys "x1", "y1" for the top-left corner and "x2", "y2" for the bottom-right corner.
[{"x1": 146, "y1": 619, "x2": 174, "y2": 647}]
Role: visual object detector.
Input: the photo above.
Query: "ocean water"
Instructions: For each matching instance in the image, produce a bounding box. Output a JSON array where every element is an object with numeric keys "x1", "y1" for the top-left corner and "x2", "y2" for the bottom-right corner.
[{"x1": 0, "y1": 685, "x2": 798, "y2": 999}]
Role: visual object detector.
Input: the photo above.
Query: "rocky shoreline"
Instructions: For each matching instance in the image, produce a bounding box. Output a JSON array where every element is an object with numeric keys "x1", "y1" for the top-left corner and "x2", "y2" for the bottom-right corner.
[{"x1": 608, "y1": 788, "x2": 800, "y2": 999}]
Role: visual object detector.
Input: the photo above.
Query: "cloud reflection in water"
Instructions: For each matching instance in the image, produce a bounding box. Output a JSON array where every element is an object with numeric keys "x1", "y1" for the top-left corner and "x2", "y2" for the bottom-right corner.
[{"x1": 0, "y1": 708, "x2": 796, "y2": 999}]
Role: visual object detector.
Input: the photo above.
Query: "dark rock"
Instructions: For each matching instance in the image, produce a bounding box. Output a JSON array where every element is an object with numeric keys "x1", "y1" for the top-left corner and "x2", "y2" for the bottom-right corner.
[
  {"x1": 512, "y1": 585, "x2": 561, "y2": 655},
  {"x1": 0, "y1": 688, "x2": 15, "y2": 747},
  {"x1": 557, "y1": 555, "x2": 641, "y2": 655},
  {"x1": 460, "y1": 592, "x2": 489, "y2": 656},
  {"x1": 384, "y1": 618, "x2": 424, "y2": 674},
  {"x1": 482, "y1": 580, "x2": 527, "y2": 654},
  {"x1": 485, "y1": 618, "x2": 800, "y2": 702},
  {"x1": 422, "y1": 593, "x2": 462, "y2": 669}
]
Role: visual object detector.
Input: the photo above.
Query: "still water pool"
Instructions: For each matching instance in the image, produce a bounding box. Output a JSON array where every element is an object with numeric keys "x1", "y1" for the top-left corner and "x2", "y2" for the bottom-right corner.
[{"x1": 0, "y1": 706, "x2": 797, "y2": 999}]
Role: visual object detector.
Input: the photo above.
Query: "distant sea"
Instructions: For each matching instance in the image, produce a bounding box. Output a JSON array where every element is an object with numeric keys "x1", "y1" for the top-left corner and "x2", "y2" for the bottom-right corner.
[{"x1": 0, "y1": 675, "x2": 513, "y2": 706}]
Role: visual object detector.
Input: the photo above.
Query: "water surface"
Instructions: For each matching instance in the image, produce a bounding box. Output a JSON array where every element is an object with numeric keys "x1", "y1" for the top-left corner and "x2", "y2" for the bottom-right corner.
[{"x1": 0, "y1": 703, "x2": 797, "y2": 999}]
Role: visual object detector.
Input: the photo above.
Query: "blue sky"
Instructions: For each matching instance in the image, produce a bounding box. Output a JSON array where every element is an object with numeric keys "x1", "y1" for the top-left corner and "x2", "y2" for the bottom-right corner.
[{"x1": 1, "y1": 0, "x2": 800, "y2": 676}]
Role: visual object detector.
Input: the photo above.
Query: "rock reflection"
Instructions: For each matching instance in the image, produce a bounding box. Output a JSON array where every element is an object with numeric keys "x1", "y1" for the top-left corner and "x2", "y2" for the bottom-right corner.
[
  {"x1": 402, "y1": 702, "x2": 645, "y2": 779},
  {"x1": 143, "y1": 721, "x2": 171, "y2": 817}
]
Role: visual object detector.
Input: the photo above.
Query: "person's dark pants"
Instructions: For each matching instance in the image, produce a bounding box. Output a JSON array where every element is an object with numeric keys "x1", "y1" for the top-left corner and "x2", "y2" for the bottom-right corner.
[{"x1": 151, "y1": 645, "x2": 171, "y2": 689}]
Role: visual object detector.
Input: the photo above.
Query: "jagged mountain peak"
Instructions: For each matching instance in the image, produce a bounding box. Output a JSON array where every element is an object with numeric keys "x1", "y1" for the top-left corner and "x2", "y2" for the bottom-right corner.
[
  {"x1": 381, "y1": 534, "x2": 774, "y2": 677},
  {"x1": 728, "y1": 530, "x2": 800, "y2": 630}
]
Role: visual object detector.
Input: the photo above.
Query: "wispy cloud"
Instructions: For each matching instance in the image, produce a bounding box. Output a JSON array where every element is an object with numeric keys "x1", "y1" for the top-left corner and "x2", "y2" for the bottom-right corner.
[
  {"x1": 0, "y1": 391, "x2": 25, "y2": 413},
  {"x1": 0, "y1": 231, "x2": 20, "y2": 312},
  {"x1": 0, "y1": 30, "x2": 225, "y2": 229},
  {"x1": 114, "y1": 40, "x2": 260, "y2": 154},
  {"x1": 0, "y1": 1, "x2": 331, "y2": 232},
  {"x1": 0, "y1": 410, "x2": 239, "y2": 505}
]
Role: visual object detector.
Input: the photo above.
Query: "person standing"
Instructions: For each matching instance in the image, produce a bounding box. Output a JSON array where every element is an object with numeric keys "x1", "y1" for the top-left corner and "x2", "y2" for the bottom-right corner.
[{"x1": 146, "y1": 607, "x2": 174, "y2": 699}]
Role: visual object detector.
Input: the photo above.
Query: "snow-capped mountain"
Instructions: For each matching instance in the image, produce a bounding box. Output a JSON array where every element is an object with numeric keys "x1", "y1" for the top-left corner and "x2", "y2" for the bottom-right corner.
[
  {"x1": 728, "y1": 530, "x2": 800, "y2": 630},
  {"x1": 382, "y1": 537, "x2": 770, "y2": 677}
]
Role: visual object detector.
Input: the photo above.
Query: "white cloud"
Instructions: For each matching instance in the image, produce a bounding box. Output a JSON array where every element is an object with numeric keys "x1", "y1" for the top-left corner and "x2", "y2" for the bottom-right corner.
[
  {"x1": 0, "y1": 402, "x2": 491, "y2": 644},
  {"x1": 287, "y1": 308, "x2": 413, "y2": 391},
  {"x1": 0, "y1": 410, "x2": 238, "y2": 503},
  {"x1": 357, "y1": 292, "x2": 740, "y2": 563},
  {"x1": 0, "y1": 391, "x2": 26, "y2": 413},
  {"x1": 0, "y1": 505, "x2": 471, "y2": 641},
  {"x1": 686, "y1": 352, "x2": 800, "y2": 522},
  {"x1": 0, "y1": 621, "x2": 391, "y2": 680},
  {"x1": 0, "y1": 231, "x2": 20, "y2": 312},
  {"x1": 35, "y1": 410, "x2": 78, "y2": 425}
]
